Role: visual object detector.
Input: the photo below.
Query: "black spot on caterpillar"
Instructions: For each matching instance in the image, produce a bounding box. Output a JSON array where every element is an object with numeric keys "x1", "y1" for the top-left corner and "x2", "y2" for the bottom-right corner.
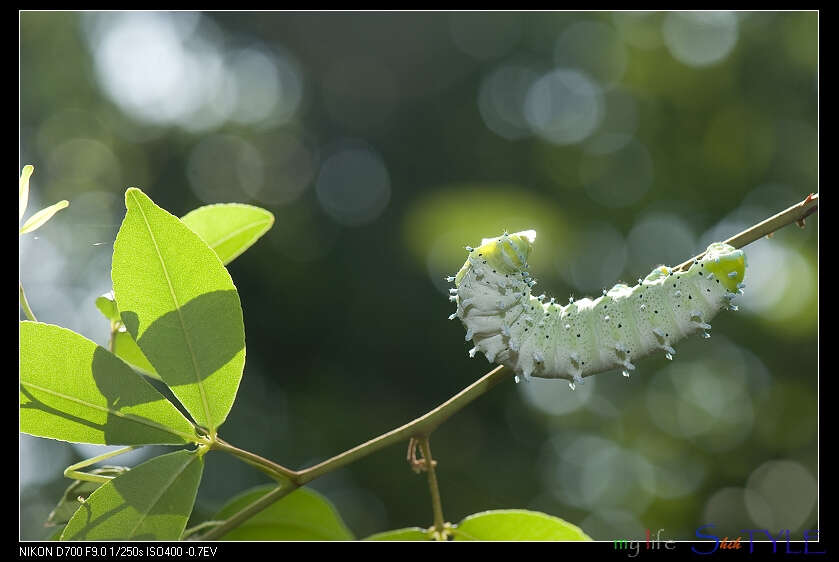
[{"x1": 447, "y1": 230, "x2": 746, "y2": 389}]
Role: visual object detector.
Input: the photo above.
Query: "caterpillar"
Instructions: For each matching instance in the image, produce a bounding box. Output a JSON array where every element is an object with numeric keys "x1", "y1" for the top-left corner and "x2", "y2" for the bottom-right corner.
[{"x1": 447, "y1": 230, "x2": 746, "y2": 389}]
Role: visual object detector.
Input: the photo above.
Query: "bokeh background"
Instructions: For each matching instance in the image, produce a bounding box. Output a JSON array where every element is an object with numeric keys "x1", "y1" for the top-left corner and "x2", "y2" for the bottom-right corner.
[{"x1": 20, "y1": 11, "x2": 818, "y2": 541}]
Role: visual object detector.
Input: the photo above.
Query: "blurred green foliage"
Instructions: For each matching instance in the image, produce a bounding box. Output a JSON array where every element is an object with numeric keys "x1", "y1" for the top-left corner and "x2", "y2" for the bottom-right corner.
[{"x1": 20, "y1": 11, "x2": 817, "y2": 540}]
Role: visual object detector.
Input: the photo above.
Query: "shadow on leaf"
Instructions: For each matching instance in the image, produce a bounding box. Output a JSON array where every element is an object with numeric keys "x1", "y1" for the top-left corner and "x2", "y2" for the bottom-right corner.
[{"x1": 121, "y1": 289, "x2": 244, "y2": 389}]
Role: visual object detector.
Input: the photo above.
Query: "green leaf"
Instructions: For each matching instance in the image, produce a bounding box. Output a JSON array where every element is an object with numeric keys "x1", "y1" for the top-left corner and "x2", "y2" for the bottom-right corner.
[
  {"x1": 364, "y1": 527, "x2": 430, "y2": 541},
  {"x1": 112, "y1": 188, "x2": 246, "y2": 433},
  {"x1": 20, "y1": 199, "x2": 69, "y2": 235},
  {"x1": 20, "y1": 164, "x2": 34, "y2": 222},
  {"x1": 95, "y1": 293, "x2": 120, "y2": 323},
  {"x1": 453, "y1": 510, "x2": 592, "y2": 541},
  {"x1": 61, "y1": 449, "x2": 204, "y2": 541},
  {"x1": 47, "y1": 467, "x2": 129, "y2": 527},
  {"x1": 181, "y1": 203, "x2": 274, "y2": 265},
  {"x1": 112, "y1": 331, "x2": 160, "y2": 379},
  {"x1": 213, "y1": 485, "x2": 354, "y2": 540},
  {"x1": 20, "y1": 321, "x2": 197, "y2": 445}
]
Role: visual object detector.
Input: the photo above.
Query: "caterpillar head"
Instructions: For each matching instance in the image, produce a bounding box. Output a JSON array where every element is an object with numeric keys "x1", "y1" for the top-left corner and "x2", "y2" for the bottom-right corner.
[
  {"x1": 484, "y1": 230, "x2": 536, "y2": 267},
  {"x1": 699, "y1": 242, "x2": 746, "y2": 292}
]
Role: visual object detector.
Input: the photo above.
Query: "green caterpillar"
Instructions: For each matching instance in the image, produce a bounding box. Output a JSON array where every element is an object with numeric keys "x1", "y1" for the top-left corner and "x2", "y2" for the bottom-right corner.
[{"x1": 447, "y1": 230, "x2": 746, "y2": 388}]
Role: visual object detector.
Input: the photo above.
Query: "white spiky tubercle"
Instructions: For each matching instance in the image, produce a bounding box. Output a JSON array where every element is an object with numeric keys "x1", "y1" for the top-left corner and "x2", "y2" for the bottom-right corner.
[{"x1": 448, "y1": 231, "x2": 746, "y2": 388}]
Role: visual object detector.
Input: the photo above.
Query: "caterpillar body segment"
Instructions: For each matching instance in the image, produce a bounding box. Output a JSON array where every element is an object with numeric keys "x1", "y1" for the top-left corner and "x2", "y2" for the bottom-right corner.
[{"x1": 449, "y1": 231, "x2": 746, "y2": 387}]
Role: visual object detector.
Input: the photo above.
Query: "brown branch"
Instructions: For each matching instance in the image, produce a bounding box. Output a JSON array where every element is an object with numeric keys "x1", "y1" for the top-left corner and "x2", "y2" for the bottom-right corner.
[{"x1": 674, "y1": 192, "x2": 818, "y2": 272}]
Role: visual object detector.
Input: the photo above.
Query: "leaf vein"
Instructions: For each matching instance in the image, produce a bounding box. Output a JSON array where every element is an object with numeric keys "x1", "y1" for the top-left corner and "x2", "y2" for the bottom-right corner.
[
  {"x1": 127, "y1": 453, "x2": 197, "y2": 538},
  {"x1": 20, "y1": 381, "x2": 196, "y2": 443},
  {"x1": 130, "y1": 191, "x2": 214, "y2": 432},
  {"x1": 204, "y1": 219, "x2": 272, "y2": 249}
]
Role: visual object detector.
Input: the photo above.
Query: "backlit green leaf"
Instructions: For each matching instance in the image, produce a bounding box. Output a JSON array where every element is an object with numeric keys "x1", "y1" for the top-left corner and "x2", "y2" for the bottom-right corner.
[
  {"x1": 20, "y1": 321, "x2": 198, "y2": 445},
  {"x1": 20, "y1": 199, "x2": 69, "y2": 235},
  {"x1": 181, "y1": 203, "x2": 274, "y2": 265},
  {"x1": 453, "y1": 510, "x2": 592, "y2": 541},
  {"x1": 112, "y1": 188, "x2": 246, "y2": 433},
  {"x1": 213, "y1": 485, "x2": 354, "y2": 540},
  {"x1": 94, "y1": 293, "x2": 120, "y2": 323},
  {"x1": 61, "y1": 450, "x2": 204, "y2": 540},
  {"x1": 112, "y1": 331, "x2": 160, "y2": 380},
  {"x1": 20, "y1": 164, "x2": 33, "y2": 222}
]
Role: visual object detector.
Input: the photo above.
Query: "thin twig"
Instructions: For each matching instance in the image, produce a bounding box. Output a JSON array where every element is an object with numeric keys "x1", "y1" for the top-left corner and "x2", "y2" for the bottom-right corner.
[
  {"x1": 418, "y1": 436, "x2": 446, "y2": 536},
  {"x1": 294, "y1": 364, "x2": 510, "y2": 484},
  {"x1": 198, "y1": 484, "x2": 298, "y2": 541},
  {"x1": 197, "y1": 365, "x2": 510, "y2": 539},
  {"x1": 674, "y1": 192, "x2": 818, "y2": 272}
]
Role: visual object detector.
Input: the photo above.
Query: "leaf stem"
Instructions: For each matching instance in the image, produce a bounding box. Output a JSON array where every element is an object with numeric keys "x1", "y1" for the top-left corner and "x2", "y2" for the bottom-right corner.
[
  {"x1": 19, "y1": 282, "x2": 37, "y2": 322},
  {"x1": 108, "y1": 321, "x2": 118, "y2": 354},
  {"x1": 211, "y1": 438, "x2": 297, "y2": 483},
  {"x1": 64, "y1": 446, "x2": 137, "y2": 483},
  {"x1": 418, "y1": 436, "x2": 446, "y2": 536}
]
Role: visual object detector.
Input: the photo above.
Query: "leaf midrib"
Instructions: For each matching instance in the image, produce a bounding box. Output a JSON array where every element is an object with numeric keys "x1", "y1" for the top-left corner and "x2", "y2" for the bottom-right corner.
[
  {"x1": 127, "y1": 453, "x2": 197, "y2": 538},
  {"x1": 204, "y1": 218, "x2": 272, "y2": 249},
  {"x1": 130, "y1": 191, "x2": 214, "y2": 432},
  {"x1": 20, "y1": 381, "x2": 195, "y2": 443}
]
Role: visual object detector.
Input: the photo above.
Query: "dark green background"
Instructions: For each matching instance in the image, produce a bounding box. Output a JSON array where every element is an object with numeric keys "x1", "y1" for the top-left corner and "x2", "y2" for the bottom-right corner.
[{"x1": 20, "y1": 11, "x2": 818, "y2": 540}]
